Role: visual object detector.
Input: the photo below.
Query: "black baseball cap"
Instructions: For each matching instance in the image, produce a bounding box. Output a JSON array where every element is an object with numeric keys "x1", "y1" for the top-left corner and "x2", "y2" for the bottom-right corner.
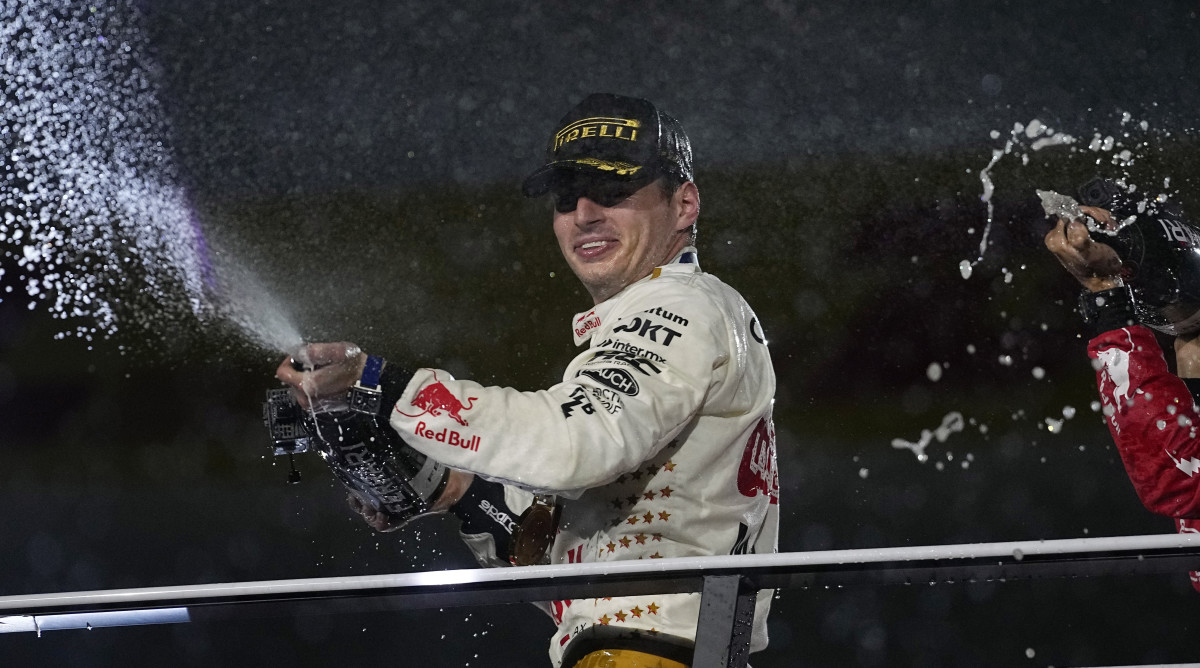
[{"x1": 521, "y1": 93, "x2": 694, "y2": 198}]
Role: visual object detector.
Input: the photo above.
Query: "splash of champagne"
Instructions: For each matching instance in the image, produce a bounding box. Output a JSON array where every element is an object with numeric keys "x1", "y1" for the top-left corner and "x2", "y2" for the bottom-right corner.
[{"x1": 1, "y1": 0, "x2": 302, "y2": 355}]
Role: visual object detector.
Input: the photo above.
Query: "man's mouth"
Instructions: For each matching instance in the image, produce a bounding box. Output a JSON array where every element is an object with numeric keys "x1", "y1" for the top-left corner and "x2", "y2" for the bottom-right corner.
[{"x1": 576, "y1": 239, "x2": 616, "y2": 258}]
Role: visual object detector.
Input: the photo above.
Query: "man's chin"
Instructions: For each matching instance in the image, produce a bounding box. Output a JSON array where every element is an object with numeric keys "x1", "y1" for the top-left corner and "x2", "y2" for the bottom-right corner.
[
  {"x1": 573, "y1": 271, "x2": 623, "y2": 303},
  {"x1": 568, "y1": 258, "x2": 612, "y2": 281}
]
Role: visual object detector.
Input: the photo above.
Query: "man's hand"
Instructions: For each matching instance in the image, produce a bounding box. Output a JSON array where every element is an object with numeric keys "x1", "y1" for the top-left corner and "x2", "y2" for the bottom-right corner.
[
  {"x1": 1043, "y1": 205, "x2": 1124, "y2": 293},
  {"x1": 275, "y1": 342, "x2": 367, "y2": 410},
  {"x1": 347, "y1": 491, "x2": 406, "y2": 532},
  {"x1": 1175, "y1": 334, "x2": 1200, "y2": 378},
  {"x1": 346, "y1": 471, "x2": 475, "y2": 532}
]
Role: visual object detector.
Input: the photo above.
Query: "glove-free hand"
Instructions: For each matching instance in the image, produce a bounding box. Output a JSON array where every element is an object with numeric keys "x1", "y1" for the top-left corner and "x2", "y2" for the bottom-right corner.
[
  {"x1": 346, "y1": 472, "x2": 475, "y2": 533},
  {"x1": 1043, "y1": 205, "x2": 1124, "y2": 293},
  {"x1": 275, "y1": 342, "x2": 368, "y2": 411},
  {"x1": 1175, "y1": 333, "x2": 1200, "y2": 378},
  {"x1": 347, "y1": 491, "x2": 407, "y2": 532}
]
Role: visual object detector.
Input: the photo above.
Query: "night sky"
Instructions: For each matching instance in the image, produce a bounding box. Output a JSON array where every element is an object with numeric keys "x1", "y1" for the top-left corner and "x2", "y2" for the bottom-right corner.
[
  {"x1": 145, "y1": 0, "x2": 1199, "y2": 199},
  {"x1": 3, "y1": 1, "x2": 1200, "y2": 666}
]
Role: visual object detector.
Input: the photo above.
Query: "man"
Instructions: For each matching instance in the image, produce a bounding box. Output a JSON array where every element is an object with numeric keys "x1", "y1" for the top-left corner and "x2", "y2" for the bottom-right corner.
[
  {"x1": 276, "y1": 93, "x2": 780, "y2": 666},
  {"x1": 1045, "y1": 199, "x2": 1200, "y2": 591}
]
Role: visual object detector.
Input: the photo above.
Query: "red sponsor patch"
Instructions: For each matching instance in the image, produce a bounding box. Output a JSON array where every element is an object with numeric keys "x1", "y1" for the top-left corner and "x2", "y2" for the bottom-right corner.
[
  {"x1": 413, "y1": 421, "x2": 481, "y2": 451},
  {"x1": 737, "y1": 418, "x2": 779, "y2": 503},
  {"x1": 395, "y1": 371, "x2": 477, "y2": 426},
  {"x1": 574, "y1": 310, "x2": 601, "y2": 339}
]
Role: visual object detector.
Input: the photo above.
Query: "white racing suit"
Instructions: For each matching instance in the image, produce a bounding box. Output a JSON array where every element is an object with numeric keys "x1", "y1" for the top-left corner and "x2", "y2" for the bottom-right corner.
[{"x1": 390, "y1": 247, "x2": 780, "y2": 666}]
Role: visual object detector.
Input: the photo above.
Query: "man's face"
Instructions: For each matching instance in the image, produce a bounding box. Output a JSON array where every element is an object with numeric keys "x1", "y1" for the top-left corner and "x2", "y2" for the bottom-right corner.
[{"x1": 551, "y1": 174, "x2": 693, "y2": 304}]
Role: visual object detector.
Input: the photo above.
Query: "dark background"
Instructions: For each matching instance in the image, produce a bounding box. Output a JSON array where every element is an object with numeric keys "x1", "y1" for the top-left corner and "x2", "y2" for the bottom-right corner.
[{"x1": 2, "y1": 1, "x2": 1200, "y2": 666}]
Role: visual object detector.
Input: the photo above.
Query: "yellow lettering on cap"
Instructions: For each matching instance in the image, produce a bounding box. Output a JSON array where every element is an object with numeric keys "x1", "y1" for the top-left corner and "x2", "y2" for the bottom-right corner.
[
  {"x1": 554, "y1": 117, "x2": 641, "y2": 153},
  {"x1": 554, "y1": 128, "x2": 582, "y2": 151},
  {"x1": 569, "y1": 158, "x2": 643, "y2": 176}
]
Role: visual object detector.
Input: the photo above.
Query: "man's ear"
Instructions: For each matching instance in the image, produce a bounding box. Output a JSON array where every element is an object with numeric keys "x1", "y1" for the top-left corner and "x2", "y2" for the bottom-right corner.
[{"x1": 674, "y1": 181, "x2": 700, "y2": 233}]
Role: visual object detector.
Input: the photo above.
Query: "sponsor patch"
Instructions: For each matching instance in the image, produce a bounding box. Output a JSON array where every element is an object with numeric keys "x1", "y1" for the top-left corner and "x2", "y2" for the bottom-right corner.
[
  {"x1": 396, "y1": 371, "x2": 477, "y2": 426},
  {"x1": 737, "y1": 417, "x2": 779, "y2": 503},
  {"x1": 596, "y1": 338, "x2": 666, "y2": 363},
  {"x1": 642, "y1": 306, "x2": 689, "y2": 327},
  {"x1": 560, "y1": 386, "x2": 596, "y2": 418},
  {"x1": 554, "y1": 116, "x2": 640, "y2": 151},
  {"x1": 574, "y1": 312, "x2": 601, "y2": 339},
  {"x1": 413, "y1": 421, "x2": 481, "y2": 451},
  {"x1": 479, "y1": 499, "x2": 517, "y2": 533},
  {"x1": 586, "y1": 349, "x2": 662, "y2": 376},
  {"x1": 588, "y1": 386, "x2": 624, "y2": 414},
  {"x1": 581, "y1": 367, "x2": 640, "y2": 396},
  {"x1": 613, "y1": 316, "x2": 682, "y2": 346}
]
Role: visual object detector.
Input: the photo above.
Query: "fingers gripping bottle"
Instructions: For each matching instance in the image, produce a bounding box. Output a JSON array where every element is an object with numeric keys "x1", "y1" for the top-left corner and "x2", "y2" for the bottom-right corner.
[
  {"x1": 263, "y1": 360, "x2": 449, "y2": 531},
  {"x1": 1078, "y1": 177, "x2": 1200, "y2": 335},
  {"x1": 306, "y1": 408, "x2": 450, "y2": 531}
]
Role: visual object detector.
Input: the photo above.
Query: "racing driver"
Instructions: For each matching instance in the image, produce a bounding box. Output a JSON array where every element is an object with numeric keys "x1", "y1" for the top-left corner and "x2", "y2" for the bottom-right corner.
[
  {"x1": 275, "y1": 93, "x2": 780, "y2": 667},
  {"x1": 1045, "y1": 202, "x2": 1200, "y2": 591}
]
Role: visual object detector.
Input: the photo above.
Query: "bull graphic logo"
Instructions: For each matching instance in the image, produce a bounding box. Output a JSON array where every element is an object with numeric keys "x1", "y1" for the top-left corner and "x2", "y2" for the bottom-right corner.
[{"x1": 396, "y1": 372, "x2": 478, "y2": 426}]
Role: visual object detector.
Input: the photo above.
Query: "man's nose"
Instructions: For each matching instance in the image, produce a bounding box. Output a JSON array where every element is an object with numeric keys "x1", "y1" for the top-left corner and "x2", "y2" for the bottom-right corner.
[{"x1": 573, "y1": 196, "x2": 604, "y2": 224}]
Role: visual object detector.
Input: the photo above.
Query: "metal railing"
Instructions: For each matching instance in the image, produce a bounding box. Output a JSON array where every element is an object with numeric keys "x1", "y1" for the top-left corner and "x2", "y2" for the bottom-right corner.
[{"x1": 3, "y1": 533, "x2": 1200, "y2": 667}]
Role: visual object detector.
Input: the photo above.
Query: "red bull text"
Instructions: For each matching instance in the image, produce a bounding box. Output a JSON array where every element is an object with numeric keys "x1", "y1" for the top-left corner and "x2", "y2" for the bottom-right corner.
[
  {"x1": 574, "y1": 311, "x2": 601, "y2": 340},
  {"x1": 414, "y1": 421, "x2": 481, "y2": 451}
]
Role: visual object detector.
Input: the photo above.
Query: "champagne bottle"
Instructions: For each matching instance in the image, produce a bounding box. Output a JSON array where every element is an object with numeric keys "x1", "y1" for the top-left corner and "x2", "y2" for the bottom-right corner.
[
  {"x1": 1078, "y1": 177, "x2": 1200, "y2": 335},
  {"x1": 264, "y1": 384, "x2": 449, "y2": 531},
  {"x1": 304, "y1": 409, "x2": 449, "y2": 531}
]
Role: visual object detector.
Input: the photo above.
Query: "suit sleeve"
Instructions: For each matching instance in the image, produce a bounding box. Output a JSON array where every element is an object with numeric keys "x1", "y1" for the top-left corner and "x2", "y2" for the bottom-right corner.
[
  {"x1": 1090, "y1": 325, "x2": 1200, "y2": 518},
  {"x1": 389, "y1": 284, "x2": 731, "y2": 495}
]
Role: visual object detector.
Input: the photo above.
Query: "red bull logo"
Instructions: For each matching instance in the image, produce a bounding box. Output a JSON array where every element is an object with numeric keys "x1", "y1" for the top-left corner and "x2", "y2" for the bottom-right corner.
[
  {"x1": 414, "y1": 421, "x2": 481, "y2": 451},
  {"x1": 396, "y1": 371, "x2": 477, "y2": 426},
  {"x1": 574, "y1": 310, "x2": 601, "y2": 340}
]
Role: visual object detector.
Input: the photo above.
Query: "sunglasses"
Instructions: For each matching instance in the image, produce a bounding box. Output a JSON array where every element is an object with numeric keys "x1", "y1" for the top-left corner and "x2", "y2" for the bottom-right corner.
[{"x1": 551, "y1": 175, "x2": 655, "y2": 213}]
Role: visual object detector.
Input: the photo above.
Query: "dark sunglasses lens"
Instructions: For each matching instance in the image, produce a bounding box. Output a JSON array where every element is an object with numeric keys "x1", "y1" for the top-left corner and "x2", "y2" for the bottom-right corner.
[
  {"x1": 551, "y1": 177, "x2": 645, "y2": 213},
  {"x1": 553, "y1": 190, "x2": 580, "y2": 213},
  {"x1": 591, "y1": 182, "x2": 633, "y2": 207}
]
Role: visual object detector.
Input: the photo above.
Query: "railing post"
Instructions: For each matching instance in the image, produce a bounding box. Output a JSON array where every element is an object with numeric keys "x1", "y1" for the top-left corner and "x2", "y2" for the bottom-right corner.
[{"x1": 692, "y1": 574, "x2": 757, "y2": 668}]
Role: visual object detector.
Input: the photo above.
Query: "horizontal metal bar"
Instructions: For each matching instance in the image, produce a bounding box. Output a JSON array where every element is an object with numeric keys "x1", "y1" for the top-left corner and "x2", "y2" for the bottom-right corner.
[
  {"x1": 0, "y1": 609, "x2": 190, "y2": 634},
  {"x1": 1, "y1": 533, "x2": 1197, "y2": 622}
]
